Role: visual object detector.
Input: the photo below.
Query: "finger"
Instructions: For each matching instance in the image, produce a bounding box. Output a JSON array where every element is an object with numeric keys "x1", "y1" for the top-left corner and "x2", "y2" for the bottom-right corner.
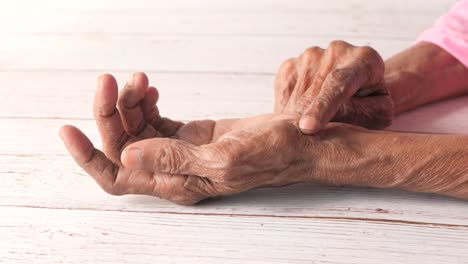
[
  {"x1": 274, "y1": 58, "x2": 298, "y2": 113},
  {"x1": 94, "y1": 74, "x2": 128, "y2": 164},
  {"x1": 141, "y1": 86, "x2": 159, "y2": 113},
  {"x1": 59, "y1": 125, "x2": 117, "y2": 194},
  {"x1": 117, "y1": 72, "x2": 149, "y2": 136},
  {"x1": 298, "y1": 67, "x2": 366, "y2": 134},
  {"x1": 287, "y1": 48, "x2": 325, "y2": 113},
  {"x1": 121, "y1": 138, "x2": 223, "y2": 178},
  {"x1": 140, "y1": 87, "x2": 184, "y2": 137},
  {"x1": 297, "y1": 50, "x2": 384, "y2": 134},
  {"x1": 333, "y1": 95, "x2": 394, "y2": 129},
  {"x1": 141, "y1": 86, "x2": 160, "y2": 126}
]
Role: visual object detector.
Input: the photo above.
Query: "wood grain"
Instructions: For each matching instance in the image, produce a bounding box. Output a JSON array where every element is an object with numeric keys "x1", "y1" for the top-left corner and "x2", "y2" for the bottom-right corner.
[
  {"x1": 2, "y1": 153, "x2": 468, "y2": 226},
  {"x1": 0, "y1": 71, "x2": 274, "y2": 120},
  {"x1": 0, "y1": 2, "x2": 448, "y2": 40},
  {"x1": 1, "y1": 0, "x2": 456, "y2": 14},
  {"x1": 1, "y1": 0, "x2": 467, "y2": 263},
  {"x1": 0, "y1": 35, "x2": 412, "y2": 73},
  {"x1": 1, "y1": 206, "x2": 467, "y2": 264}
]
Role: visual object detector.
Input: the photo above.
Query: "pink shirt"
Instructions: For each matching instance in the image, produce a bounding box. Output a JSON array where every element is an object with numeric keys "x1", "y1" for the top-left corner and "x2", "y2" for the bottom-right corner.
[{"x1": 417, "y1": 0, "x2": 468, "y2": 68}]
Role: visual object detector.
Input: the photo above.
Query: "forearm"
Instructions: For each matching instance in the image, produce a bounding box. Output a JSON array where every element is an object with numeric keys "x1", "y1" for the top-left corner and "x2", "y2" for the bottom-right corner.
[
  {"x1": 308, "y1": 125, "x2": 468, "y2": 199},
  {"x1": 384, "y1": 42, "x2": 468, "y2": 115}
]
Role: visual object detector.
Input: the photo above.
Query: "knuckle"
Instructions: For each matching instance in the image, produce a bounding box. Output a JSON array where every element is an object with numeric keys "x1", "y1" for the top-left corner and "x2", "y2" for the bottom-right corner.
[
  {"x1": 156, "y1": 146, "x2": 182, "y2": 174},
  {"x1": 294, "y1": 97, "x2": 313, "y2": 114},
  {"x1": 330, "y1": 68, "x2": 355, "y2": 84},
  {"x1": 356, "y1": 46, "x2": 384, "y2": 73},
  {"x1": 301, "y1": 46, "x2": 323, "y2": 62},
  {"x1": 357, "y1": 46, "x2": 381, "y2": 60},
  {"x1": 304, "y1": 46, "x2": 322, "y2": 53},
  {"x1": 328, "y1": 40, "x2": 350, "y2": 50},
  {"x1": 94, "y1": 105, "x2": 117, "y2": 119},
  {"x1": 275, "y1": 82, "x2": 294, "y2": 108},
  {"x1": 312, "y1": 96, "x2": 331, "y2": 113},
  {"x1": 275, "y1": 59, "x2": 297, "y2": 96},
  {"x1": 277, "y1": 58, "x2": 297, "y2": 78},
  {"x1": 276, "y1": 59, "x2": 297, "y2": 89},
  {"x1": 116, "y1": 92, "x2": 134, "y2": 110}
]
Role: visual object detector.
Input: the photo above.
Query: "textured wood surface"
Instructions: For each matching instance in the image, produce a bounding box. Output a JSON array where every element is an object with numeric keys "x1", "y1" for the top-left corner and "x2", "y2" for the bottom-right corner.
[{"x1": 1, "y1": 0, "x2": 467, "y2": 263}]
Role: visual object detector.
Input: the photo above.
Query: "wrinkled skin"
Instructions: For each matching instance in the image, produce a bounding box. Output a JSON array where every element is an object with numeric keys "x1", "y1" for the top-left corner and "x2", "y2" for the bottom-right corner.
[
  {"x1": 275, "y1": 40, "x2": 394, "y2": 133},
  {"x1": 60, "y1": 73, "x2": 330, "y2": 205}
]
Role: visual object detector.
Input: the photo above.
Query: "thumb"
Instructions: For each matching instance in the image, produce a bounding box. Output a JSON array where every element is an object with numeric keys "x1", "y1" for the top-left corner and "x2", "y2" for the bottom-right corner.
[
  {"x1": 298, "y1": 67, "x2": 365, "y2": 134},
  {"x1": 121, "y1": 138, "x2": 221, "y2": 178}
]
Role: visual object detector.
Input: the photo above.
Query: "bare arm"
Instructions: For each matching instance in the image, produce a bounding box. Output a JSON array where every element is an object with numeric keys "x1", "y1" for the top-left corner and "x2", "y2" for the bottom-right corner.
[
  {"x1": 309, "y1": 124, "x2": 468, "y2": 199},
  {"x1": 385, "y1": 42, "x2": 468, "y2": 115}
]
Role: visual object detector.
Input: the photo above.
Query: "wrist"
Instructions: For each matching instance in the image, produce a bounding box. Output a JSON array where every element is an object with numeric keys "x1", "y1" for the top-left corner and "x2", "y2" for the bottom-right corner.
[
  {"x1": 305, "y1": 124, "x2": 468, "y2": 199},
  {"x1": 302, "y1": 123, "x2": 391, "y2": 187},
  {"x1": 384, "y1": 42, "x2": 468, "y2": 115},
  {"x1": 384, "y1": 65, "x2": 428, "y2": 115}
]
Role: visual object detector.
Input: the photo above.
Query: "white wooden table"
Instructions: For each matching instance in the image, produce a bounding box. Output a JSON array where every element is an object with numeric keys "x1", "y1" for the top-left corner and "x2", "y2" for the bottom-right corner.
[{"x1": 1, "y1": 1, "x2": 468, "y2": 263}]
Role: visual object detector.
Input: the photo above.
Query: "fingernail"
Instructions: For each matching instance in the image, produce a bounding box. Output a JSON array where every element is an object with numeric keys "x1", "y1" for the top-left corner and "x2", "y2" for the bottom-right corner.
[
  {"x1": 123, "y1": 147, "x2": 143, "y2": 167},
  {"x1": 299, "y1": 116, "x2": 319, "y2": 134}
]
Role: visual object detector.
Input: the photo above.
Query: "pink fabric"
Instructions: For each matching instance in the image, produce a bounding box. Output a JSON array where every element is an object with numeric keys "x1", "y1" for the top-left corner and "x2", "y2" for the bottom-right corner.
[{"x1": 417, "y1": 0, "x2": 468, "y2": 68}]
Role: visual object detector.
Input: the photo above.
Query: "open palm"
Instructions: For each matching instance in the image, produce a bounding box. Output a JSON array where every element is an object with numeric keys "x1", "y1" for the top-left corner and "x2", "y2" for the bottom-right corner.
[{"x1": 60, "y1": 73, "x2": 309, "y2": 205}]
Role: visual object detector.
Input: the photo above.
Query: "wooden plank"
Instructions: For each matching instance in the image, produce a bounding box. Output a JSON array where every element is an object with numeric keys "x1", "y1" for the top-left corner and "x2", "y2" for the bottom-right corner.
[
  {"x1": 0, "y1": 35, "x2": 410, "y2": 73},
  {"x1": 0, "y1": 11, "x2": 442, "y2": 40},
  {"x1": 0, "y1": 71, "x2": 274, "y2": 120},
  {"x1": 0, "y1": 0, "x2": 457, "y2": 14},
  {"x1": 1, "y1": 206, "x2": 467, "y2": 264}
]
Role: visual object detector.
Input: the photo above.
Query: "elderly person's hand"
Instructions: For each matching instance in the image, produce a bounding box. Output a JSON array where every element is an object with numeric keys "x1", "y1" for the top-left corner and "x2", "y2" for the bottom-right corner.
[
  {"x1": 61, "y1": 72, "x2": 385, "y2": 205},
  {"x1": 275, "y1": 40, "x2": 394, "y2": 133},
  {"x1": 59, "y1": 73, "x2": 319, "y2": 205}
]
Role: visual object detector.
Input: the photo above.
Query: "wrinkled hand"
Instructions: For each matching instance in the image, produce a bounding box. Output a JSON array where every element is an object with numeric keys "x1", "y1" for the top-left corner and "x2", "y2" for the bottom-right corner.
[
  {"x1": 60, "y1": 73, "x2": 314, "y2": 205},
  {"x1": 275, "y1": 40, "x2": 393, "y2": 133},
  {"x1": 120, "y1": 113, "x2": 312, "y2": 205}
]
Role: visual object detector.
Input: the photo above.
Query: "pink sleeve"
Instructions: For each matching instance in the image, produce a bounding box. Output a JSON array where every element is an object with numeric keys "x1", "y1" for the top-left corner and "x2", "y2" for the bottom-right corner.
[{"x1": 417, "y1": 0, "x2": 468, "y2": 68}]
